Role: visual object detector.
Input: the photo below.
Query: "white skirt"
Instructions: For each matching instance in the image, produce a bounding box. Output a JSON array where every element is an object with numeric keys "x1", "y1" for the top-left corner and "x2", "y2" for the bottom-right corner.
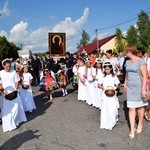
[
  {"x1": 86, "y1": 80, "x2": 95, "y2": 105},
  {"x1": 78, "y1": 80, "x2": 88, "y2": 101},
  {"x1": 92, "y1": 81, "x2": 103, "y2": 109},
  {"x1": 100, "y1": 92, "x2": 119, "y2": 130},
  {"x1": 1, "y1": 95, "x2": 27, "y2": 132},
  {"x1": 127, "y1": 100, "x2": 148, "y2": 108},
  {"x1": 20, "y1": 87, "x2": 36, "y2": 112}
]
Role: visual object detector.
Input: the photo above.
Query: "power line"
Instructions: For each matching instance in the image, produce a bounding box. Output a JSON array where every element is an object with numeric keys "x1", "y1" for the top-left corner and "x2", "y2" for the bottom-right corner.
[
  {"x1": 92, "y1": 9, "x2": 150, "y2": 42},
  {"x1": 100, "y1": 8, "x2": 150, "y2": 28},
  {"x1": 97, "y1": 10, "x2": 150, "y2": 31}
]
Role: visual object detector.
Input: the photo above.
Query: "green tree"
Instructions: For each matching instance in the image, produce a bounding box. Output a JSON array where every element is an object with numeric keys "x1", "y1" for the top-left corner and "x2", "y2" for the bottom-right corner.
[
  {"x1": 115, "y1": 28, "x2": 125, "y2": 53},
  {"x1": 92, "y1": 37, "x2": 98, "y2": 43},
  {"x1": 0, "y1": 36, "x2": 19, "y2": 60},
  {"x1": 36, "y1": 52, "x2": 46, "y2": 58},
  {"x1": 137, "y1": 10, "x2": 150, "y2": 51},
  {"x1": 77, "y1": 30, "x2": 90, "y2": 49},
  {"x1": 126, "y1": 26, "x2": 138, "y2": 45}
]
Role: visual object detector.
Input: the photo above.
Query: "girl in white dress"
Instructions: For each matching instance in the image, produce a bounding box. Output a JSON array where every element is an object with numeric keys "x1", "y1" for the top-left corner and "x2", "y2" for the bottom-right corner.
[
  {"x1": 0, "y1": 59, "x2": 27, "y2": 132},
  {"x1": 20, "y1": 65, "x2": 36, "y2": 113},
  {"x1": 85, "y1": 61, "x2": 95, "y2": 106},
  {"x1": 77, "y1": 59, "x2": 88, "y2": 101},
  {"x1": 98, "y1": 62, "x2": 120, "y2": 130},
  {"x1": 92, "y1": 61, "x2": 103, "y2": 109}
]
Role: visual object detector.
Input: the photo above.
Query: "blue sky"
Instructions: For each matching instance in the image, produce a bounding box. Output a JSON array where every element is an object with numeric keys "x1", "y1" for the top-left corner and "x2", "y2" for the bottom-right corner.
[{"x1": 0, "y1": 0, "x2": 150, "y2": 53}]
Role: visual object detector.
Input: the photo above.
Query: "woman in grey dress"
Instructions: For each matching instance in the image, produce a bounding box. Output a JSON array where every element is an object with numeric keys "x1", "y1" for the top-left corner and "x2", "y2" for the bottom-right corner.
[{"x1": 124, "y1": 45, "x2": 148, "y2": 139}]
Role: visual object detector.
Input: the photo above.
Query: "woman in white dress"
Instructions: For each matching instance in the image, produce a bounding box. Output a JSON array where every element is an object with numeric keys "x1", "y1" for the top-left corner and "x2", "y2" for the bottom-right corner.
[
  {"x1": 77, "y1": 59, "x2": 88, "y2": 102},
  {"x1": 20, "y1": 65, "x2": 36, "y2": 113},
  {"x1": 98, "y1": 62, "x2": 120, "y2": 130},
  {"x1": 0, "y1": 59, "x2": 27, "y2": 132},
  {"x1": 93, "y1": 61, "x2": 103, "y2": 109}
]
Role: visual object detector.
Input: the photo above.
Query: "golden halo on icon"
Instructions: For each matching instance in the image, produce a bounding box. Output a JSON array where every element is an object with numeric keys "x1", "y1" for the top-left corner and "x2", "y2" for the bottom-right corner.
[{"x1": 52, "y1": 35, "x2": 62, "y2": 45}]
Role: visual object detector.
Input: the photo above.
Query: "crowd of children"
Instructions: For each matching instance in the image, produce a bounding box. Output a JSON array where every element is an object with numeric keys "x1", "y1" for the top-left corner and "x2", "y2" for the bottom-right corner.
[
  {"x1": 0, "y1": 58, "x2": 68, "y2": 132},
  {"x1": 76, "y1": 58, "x2": 120, "y2": 130}
]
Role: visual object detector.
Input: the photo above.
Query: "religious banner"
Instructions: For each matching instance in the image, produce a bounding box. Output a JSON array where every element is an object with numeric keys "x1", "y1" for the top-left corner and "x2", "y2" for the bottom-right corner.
[{"x1": 49, "y1": 33, "x2": 66, "y2": 56}]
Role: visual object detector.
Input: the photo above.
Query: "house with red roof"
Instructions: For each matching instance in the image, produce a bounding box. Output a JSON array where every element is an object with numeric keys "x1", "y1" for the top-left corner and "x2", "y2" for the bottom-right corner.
[{"x1": 76, "y1": 35, "x2": 118, "y2": 54}]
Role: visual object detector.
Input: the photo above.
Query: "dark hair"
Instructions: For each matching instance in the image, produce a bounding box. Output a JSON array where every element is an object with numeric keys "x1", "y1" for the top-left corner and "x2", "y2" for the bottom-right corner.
[
  {"x1": 95, "y1": 62, "x2": 102, "y2": 74},
  {"x1": 43, "y1": 69, "x2": 51, "y2": 76},
  {"x1": 79, "y1": 58, "x2": 85, "y2": 64},
  {"x1": 103, "y1": 62, "x2": 115, "y2": 77},
  {"x1": 94, "y1": 61, "x2": 102, "y2": 68},
  {"x1": 106, "y1": 49, "x2": 113, "y2": 54},
  {"x1": 137, "y1": 47, "x2": 145, "y2": 55},
  {"x1": 3, "y1": 59, "x2": 11, "y2": 66}
]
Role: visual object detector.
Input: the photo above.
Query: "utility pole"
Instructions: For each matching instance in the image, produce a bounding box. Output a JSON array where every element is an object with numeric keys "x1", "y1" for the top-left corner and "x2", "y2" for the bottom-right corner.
[{"x1": 95, "y1": 29, "x2": 99, "y2": 53}]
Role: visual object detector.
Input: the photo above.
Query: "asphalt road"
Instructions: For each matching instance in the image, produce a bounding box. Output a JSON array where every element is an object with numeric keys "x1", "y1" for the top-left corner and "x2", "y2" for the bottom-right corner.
[{"x1": 0, "y1": 85, "x2": 150, "y2": 150}]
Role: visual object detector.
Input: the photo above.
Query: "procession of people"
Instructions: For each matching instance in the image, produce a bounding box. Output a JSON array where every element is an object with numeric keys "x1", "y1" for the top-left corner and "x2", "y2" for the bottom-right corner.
[{"x1": 0, "y1": 46, "x2": 150, "y2": 140}]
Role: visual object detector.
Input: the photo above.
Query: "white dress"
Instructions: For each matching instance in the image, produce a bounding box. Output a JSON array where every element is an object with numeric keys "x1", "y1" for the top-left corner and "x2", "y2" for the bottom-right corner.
[
  {"x1": 77, "y1": 66, "x2": 88, "y2": 101},
  {"x1": 92, "y1": 69, "x2": 103, "y2": 109},
  {"x1": 99, "y1": 74, "x2": 120, "y2": 130},
  {"x1": 20, "y1": 72, "x2": 36, "y2": 112},
  {"x1": 0, "y1": 69, "x2": 27, "y2": 132},
  {"x1": 85, "y1": 67, "x2": 95, "y2": 106}
]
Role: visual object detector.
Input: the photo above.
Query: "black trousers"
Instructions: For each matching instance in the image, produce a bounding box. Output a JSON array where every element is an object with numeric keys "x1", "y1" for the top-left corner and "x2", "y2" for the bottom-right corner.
[{"x1": 32, "y1": 70, "x2": 40, "y2": 85}]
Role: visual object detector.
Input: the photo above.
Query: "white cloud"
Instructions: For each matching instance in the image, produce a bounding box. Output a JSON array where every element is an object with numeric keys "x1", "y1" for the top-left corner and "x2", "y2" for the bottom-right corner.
[
  {"x1": 8, "y1": 21, "x2": 49, "y2": 52},
  {"x1": 0, "y1": 1, "x2": 10, "y2": 17},
  {"x1": 9, "y1": 21, "x2": 29, "y2": 43},
  {"x1": 52, "y1": 7, "x2": 90, "y2": 52},
  {"x1": 0, "y1": 7, "x2": 90, "y2": 53},
  {"x1": 52, "y1": 7, "x2": 89, "y2": 38}
]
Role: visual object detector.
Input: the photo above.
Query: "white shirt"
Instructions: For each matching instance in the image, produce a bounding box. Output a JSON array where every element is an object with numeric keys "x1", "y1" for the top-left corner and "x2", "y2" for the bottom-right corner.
[
  {"x1": 0, "y1": 69, "x2": 20, "y2": 90},
  {"x1": 72, "y1": 64, "x2": 78, "y2": 75},
  {"x1": 22, "y1": 72, "x2": 33, "y2": 84},
  {"x1": 98, "y1": 74, "x2": 120, "y2": 90},
  {"x1": 78, "y1": 65, "x2": 86, "y2": 80}
]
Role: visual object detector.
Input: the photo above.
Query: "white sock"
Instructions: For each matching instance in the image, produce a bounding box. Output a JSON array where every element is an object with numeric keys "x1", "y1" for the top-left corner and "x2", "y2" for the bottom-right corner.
[
  {"x1": 62, "y1": 88, "x2": 65, "y2": 94},
  {"x1": 65, "y1": 89, "x2": 68, "y2": 95},
  {"x1": 50, "y1": 94, "x2": 53, "y2": 100},
  {"x1": 62, "y1": 88, "x2": 65, "y2": 96}
]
